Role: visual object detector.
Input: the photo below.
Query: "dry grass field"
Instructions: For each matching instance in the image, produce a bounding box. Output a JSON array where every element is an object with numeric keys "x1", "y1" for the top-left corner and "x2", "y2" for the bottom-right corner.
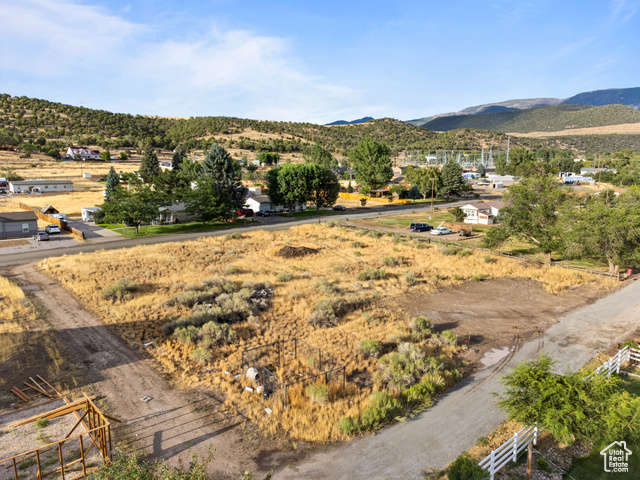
[
  {"x1": 37, "y1": 224, "x2": 615, "y2": 442},
  {"x1": 509, "y1": 122, "x2": 640, "y2": 138},
  {"x1": 0, "y1": 276, "x2": 67, "y2": 407}
]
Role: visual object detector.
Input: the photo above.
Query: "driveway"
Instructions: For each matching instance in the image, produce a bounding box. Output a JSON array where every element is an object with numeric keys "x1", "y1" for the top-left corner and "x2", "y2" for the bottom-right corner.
[{"x1": 276, "y1": 278, "x2": 640, "y2": 479}]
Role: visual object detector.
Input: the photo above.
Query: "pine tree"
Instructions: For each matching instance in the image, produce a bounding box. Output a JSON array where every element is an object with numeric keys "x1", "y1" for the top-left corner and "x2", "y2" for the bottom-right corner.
[
  {"x1": 105, "y1": 166, "x2": 120, "y2": 199},
  {"x1": 201, "y1": 144, "x2": 246, "y2": 210},
  {"x1": 139, "y1": 147, "x2": 159, "y2": 183},
  {"x1": 440, "y1": 161, "x2": 467, "y2": 199},
  {"x1": 172, "y1": 145, "x2": 186, "y2": 171},
  {"x1": 347, "y1": 181, "x2": 354, "y2": 193}
]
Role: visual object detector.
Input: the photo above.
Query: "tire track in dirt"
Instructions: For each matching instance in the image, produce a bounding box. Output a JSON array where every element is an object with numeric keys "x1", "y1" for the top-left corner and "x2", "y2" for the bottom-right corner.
[{"x1": 7, "y1": 264, "x2": 260, "y2": 479}]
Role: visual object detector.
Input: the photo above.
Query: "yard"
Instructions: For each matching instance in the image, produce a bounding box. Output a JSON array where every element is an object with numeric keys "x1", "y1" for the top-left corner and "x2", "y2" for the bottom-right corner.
[
  {"x1": 36, "y1": 223, "x2": 615, "y2": 443},
  {"x1": 100, "y1": 218, "x2": 253, "y2": 237}
]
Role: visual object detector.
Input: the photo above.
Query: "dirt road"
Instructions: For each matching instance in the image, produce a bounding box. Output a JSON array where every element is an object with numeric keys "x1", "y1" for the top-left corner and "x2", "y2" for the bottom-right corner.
[
  {"x1": 8, "y1": 264, "x2": 267, "y2": 479},
  {"x1": 276, "y1": 278, "x2": 640, "y2": 479}
]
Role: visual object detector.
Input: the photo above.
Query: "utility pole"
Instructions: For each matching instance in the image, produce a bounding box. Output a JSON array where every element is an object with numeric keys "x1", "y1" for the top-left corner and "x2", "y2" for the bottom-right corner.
[{"x1": 526, "y1": 443, "x2": 532, "y2": 480}]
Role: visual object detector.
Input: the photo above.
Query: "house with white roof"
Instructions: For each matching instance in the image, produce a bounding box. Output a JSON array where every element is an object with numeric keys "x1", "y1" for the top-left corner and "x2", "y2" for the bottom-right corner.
[
  {"x1": 66, "y1": 146, "x2": 101, "y2": 160},
  {"x1": 460, "y1": 201, "x2": 505, "y2": 225}
]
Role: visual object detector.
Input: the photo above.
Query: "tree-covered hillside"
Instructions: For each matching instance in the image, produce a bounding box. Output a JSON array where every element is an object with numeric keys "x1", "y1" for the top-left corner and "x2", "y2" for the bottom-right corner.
[{"x1": 421, "y1": 104, "x2": 640, "y2": 133}]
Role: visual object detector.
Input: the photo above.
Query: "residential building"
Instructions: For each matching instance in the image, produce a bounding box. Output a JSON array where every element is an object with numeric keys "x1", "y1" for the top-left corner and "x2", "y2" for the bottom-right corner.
[
  {"x1": 461, "y1": 201, "x2": 505, "y2": 225},
  {"x1": 9, "y1": 180, "x2": 74, "y2": 194},
  {"x1": 0, "y1": 211, "x2": 38, "y2": 238},
  {"x1": 66, "y1": 146, "x2": 101, "y2": 160}
]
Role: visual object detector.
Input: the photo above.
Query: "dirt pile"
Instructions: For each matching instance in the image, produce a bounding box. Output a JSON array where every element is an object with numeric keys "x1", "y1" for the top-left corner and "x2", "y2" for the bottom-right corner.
[{"x1": 275, "y1": 246, "x2": 319, "y2": 258}]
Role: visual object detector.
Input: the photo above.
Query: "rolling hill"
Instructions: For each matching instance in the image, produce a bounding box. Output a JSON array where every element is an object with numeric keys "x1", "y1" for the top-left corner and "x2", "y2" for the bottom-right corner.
[
  {"x1": 420, "y1": 104, "x2": 640, "y2": 133},
  {"x1": 561, "y1": 87, "x2": 640, "y2": 109},
  {"x1": 325, "y1": 116, "x2": 374, "y2": 126}
]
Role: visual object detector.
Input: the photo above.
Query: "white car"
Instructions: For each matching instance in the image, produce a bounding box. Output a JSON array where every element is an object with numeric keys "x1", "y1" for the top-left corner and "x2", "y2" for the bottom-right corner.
[
  {"x1": 45, "y1": 224, "x2": 61, "y2": 234},
  {"x1": 430, "y1": 227, "x2": 453, "y2": 235}
]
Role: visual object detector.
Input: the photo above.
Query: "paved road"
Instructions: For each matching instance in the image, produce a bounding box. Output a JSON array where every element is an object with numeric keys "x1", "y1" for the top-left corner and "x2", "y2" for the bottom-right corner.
[
  {"x1": 276, "y1": 278, "x2": 640, "y2": 479},
  {"x1": 0, "y1": 200, "x2": 474, "y2": 266}
]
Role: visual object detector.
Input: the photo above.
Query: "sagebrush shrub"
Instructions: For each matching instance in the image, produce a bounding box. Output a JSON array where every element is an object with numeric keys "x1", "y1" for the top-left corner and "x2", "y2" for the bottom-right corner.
[
  {"x1": 378, "y1": 343, "x2": 445, "y2": 392},
  {"x1": 171, "y1": 290, "x2": 217, "y2": 307},
  {"x1": 448, "y1": 453, "x2": 488, "y2": 480},
  {"x1": 440, "y1": 330, "x2": 457, "y2": 345},
  {"x1": 357, "y1": 268, "x2": 386, "y2": 281},
  {"x1": 102, "y1": 278, "x2": 140, "y2": 301},
  {"x1": 174, "y1": 325, "x2": 199, "y2": 345},
  {"x1": 359, "y1": 339, "x2": 382, "y2": 358},
  {"x1": 199, "y1": 321, "x2": 236, "y2": 347},
  {"x1": 276, "y1": 272, "x2": 293, "y2": 282},
  {"x1": 409, "y1": 316, "x2": 432, "y2": 340},
  {"x1": 339, "y1": 390, "x2": 403, "y2": 435},
  {"x1": 404, "y1": 271, "x2": 417, "y2": 286},
  {"x1": 442, "y1": 246, "x2": 460, "y2": 256},
  {"x1": 457, "y1": 250, "x2": 471, "y2": 258}
]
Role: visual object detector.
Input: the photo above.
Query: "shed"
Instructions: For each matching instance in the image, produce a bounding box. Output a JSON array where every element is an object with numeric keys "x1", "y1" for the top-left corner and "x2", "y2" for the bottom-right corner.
[
  {"x1": 0, "y1": 211, "x2": 38, "y2": 238},
  {"x1": 41, "y1": 205, "x2": 59, "y2": 215}
]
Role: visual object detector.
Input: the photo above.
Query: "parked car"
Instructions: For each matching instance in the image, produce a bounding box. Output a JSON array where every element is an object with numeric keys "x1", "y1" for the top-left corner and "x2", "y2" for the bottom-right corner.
[
  {"x1": 0, "y1": 189, "x2": 6, "y2": 195},
  {"x1": 255, "y1": 210, "x2": 271, "y2": 217},
  {"x1": 36, "y1": 232, "x2": 50, "y2": 241},
  {"x1": 430, "y1": 227, "x2": 453, "y2": 235},
  {"x1": 45, "y1": 224, "x2": 61, "y2": 234},
  {"x1": 237, "y1": 208, "x2": 254, "y2": 217},
  {"x1": 410, "y1": 222, "x2": 432, "y2": 232},
  {"x1": 332, "y1": 205, "x2": 347, "y2": 211}
]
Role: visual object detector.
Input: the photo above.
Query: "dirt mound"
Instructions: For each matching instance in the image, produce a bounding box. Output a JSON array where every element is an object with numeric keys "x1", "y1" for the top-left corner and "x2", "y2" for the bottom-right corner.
[{"x1": 275, "y1": 246, "x2": 319, "y2": 258}]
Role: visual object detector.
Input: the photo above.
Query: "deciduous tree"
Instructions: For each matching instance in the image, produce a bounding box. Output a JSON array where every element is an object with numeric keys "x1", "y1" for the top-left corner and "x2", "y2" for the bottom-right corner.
[
  {"x1": 303, "y1": 143, "x2": 336, "y2": 169},
  {"x1": 349, "y1": 138, "x2": 393, "y2": 191}
]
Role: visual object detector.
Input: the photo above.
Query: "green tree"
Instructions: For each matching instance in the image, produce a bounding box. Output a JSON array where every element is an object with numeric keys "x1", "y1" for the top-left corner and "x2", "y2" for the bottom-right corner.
[
  {"x1": 99, "y1": 149, "x2": 111, "y2": 162},
  {"x1": 347, "y1": 181, "x2": 354, "y2": 193},
  {"x1": 267, "y1": 164, "x2": 316, "y2": 212},
  {"x1": 119, "y1": 151, "x2": 129, "y2": 160},
  {"x1": 497, "y1": 354, "x2": 640, "y2": 447},
  {"x1": 407, "y1": 184, "x2": 421, "y2": 203},
  {"x1": 404, "y1": 166, "x2": 441, "y2": 200},
  {"x1": 181, "y1": 178, "x2": 231, "y2": 225},
  {"x1": 448, "y1": 453, "x2": 489, "y2": 480},
  {"x1": 564, "y1": 191, "x2": 640, "y2": 272},
  {"x1": 105, "y1": 166, "x2": 120, "y2": 200},
  {"x1": 303, "y1": 143, "x2": 336, "y2": 169},
  {"x1": 139, "y1": 147, "x2": 160, "y2": 183},
  {"x1": 476, "y1": 163, "x2": 486, "y2": 177},
  {"x1": 451, "y1": 206, "x2": 465, "y2": 222},
  {"x1": 440, "y1": 161, "x2": 467, "y2": 199},
  {"x1": 201, "y1": 144, "x2": 246, "y2": 210},
  {"x1": 100, "y1": 184, "x2": 165, "y2": 233},
  {"x1": 493, "y1": 154, "x2": 508, "y2": 175},
  {"x1": 306, "y1": 164, "x2": 340, "y2": 211},
  {"x1": 172, "y1": 144, "x2": 186, "y2": 171},
  {"x1": 349, "y1": 138, "x2": 393, "y2": 191},
  {"x1": 389, "y1": 184, "x2": 407, "y2": 199},
  {"x1": 500, "y1": 175, "x2": 574, "y2": 263}
]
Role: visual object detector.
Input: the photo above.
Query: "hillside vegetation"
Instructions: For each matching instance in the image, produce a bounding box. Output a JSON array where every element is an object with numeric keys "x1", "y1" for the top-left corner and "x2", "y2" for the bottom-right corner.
[
  {"x1": 0, "y1": 94, "x2": 514, "y2": 157},
  {"x1": 422, "y1": 104, "x2": 640, "y2": 133},
  {"x1": 561, "y1": 87, "x2": 640, "y2": 109}
]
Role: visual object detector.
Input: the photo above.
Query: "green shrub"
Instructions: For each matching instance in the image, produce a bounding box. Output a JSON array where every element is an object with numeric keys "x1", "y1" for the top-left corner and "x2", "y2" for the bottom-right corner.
[
  {"x1": 308, "y1": 295, "x2": 364, "y2": 328},
  {"x1": 359, "y1": 339, "x2": 382, "y2": 358},
  {"x1": 536, "y1": 456, "x2": 552, "y2": 473},
  {"x1": 401, "y1": 374, "x2": 444, "y2": 408},
  {"x1": 202, "y1": 276, "x2": 236, "y2": 294},
  {"x1": 477, "y1": 436, "x2": 490, "y2": 447},
  {"x1": 378, "y1": 343, "x2": 444, "y2": 392},
  {"x1": 306, "y1": 384, "x2": 328, "y2": 404},
  {"x1": 457, "y1": 249, "x2": 471, "y2": 258},
  {"x1": 190, "y1": 347, "x2": 212, "y2": 363},
  {"x1": 440, "y1": 330, "x2": 457, "y2": 345},
  {"x1": 174, "y1": 325, "x2": 200, "y2": 345},
  {"x1": 622, "y1": 339, "x2": 639, "y2": 349},
  {"x1": 366, "y1": 230, "x2": 383, "y2": 238},
  {"x1": 171, "y1": 290, "x2": 217, "y2": 307},
  {"x1": 276, "y1": 272, "x2": 294, "y2": 282},
  {"x1": 357, "y1": 268, "x2": 386, "y2": 281},
  {"x1": 333, "y1": 264, "x2": 347, "y2": 272},
  {"x1": 339, "y1": 390, "x2": 403, "y2": 435},
  {"x1": 34, "y1": 417, "x2": 50, "y2": 429},
  {"x1": 224, "y1": 232, "x2": 243, "y2": 240},
  {"x1": 316, "y1": 277, "x2": 341, "y2": 295},
  {"x1": 353, "y1": 250, "x2": 362, "y2": 257},
  {"x1": 225, "y1": 265, "x2": 241, "y2": 274},
  {"x1": 442, "y1": 246, "x2": 460, "y2": 256},
  {"x1": 102, "y1": 278, "x2": 140, "y2": 301},
  {"x1": 448, "y1": 453, "x2": 489, "y2": 480},
  {"x1": 404, "y1": 271, "x2": 417, "y2": 286},
  {"x1": 409, "y1": 316, "x2": 432, "y2": 340},
  {"x1": 351, "y1": 241, "x2": 363, "y2": 248},
  {"x1": 199, "y1": 321, "x2": 237, "y2": 347},
  {"x1": 483, "y1": 255, "x2": 496, "y2": 263}
]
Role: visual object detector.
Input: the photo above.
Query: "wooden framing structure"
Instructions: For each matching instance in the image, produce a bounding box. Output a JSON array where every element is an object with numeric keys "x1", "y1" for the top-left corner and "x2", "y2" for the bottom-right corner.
[
  {"x1": 0, "y1": 383, "x2": 121, "y2": 480},
  {"x1": 11, "y1": 375, "x2": 59, "y2": 402}
]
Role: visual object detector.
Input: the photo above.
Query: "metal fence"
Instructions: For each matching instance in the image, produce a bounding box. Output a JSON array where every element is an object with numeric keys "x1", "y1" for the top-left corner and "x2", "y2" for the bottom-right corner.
[
  {"x1": 478, "y1": 425, "x2": 541, "y2": 479},
  {"x1": 479, "y1": 345, "x2": 640, "y2": 478},
  {"x1": 241, "y1": 338, "x2": 346, "y2": 407}
]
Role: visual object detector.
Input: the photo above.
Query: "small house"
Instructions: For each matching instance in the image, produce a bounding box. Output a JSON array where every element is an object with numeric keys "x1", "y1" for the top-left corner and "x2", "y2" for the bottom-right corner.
[
  {"x1": 66, "y1": 146, "x2": 101, "y2": 160},
  {"x1": 9, "y1": 180, "x2": 74, "y2": 194},
  {"x1": 155, "y1": 203, "x2": 196, "y2": 224},
  {"x1": 0, "y1": 211, "x2": 38, "y2": 238},
  {"x1": 461, "y1": 201, "x2": 505, "y2": 225}
]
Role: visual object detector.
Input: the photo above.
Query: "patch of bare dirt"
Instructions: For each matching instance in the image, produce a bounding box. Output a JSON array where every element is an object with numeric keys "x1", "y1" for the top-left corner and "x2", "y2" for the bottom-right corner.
[
  {"x1": 509, "y1": 122, "x2": 640, "y2": 138},
  {"x1": 0, "y1": 240, "x2": 29, "y2": 249},
  {"x1": 275, "y1": 246, "x2": 319, "y2": 258},
  {"x1": 392, "y1": 277, "x2": 605, "y2": 366}
]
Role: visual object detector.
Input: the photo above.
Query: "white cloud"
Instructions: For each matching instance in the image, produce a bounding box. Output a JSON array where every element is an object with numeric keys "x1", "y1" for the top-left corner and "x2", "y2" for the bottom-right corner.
[
  {"x1": 609, "y1": 0, "x2": 638, "y2": 24},
  {"x1": 0, "y1": 0, "x2": 360, "y2": 122}
]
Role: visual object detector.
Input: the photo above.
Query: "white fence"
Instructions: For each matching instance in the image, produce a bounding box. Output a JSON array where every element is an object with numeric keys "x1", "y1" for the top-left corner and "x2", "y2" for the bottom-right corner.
[
  {"x1": 478, "y1": 425, "x2": 540, "y2": 479},
  {"x1": 479, "y1": 345, "x2": 640, "y2": 478}
]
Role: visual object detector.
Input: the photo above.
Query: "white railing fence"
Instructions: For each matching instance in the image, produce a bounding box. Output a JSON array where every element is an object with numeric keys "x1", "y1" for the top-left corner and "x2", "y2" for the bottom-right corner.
[
  {"x1": 478, "y1": 425, "x2": 540, "y2": 479},
  {"x1": 478, "y1": 345, "x2": 640, "y2": 478}
]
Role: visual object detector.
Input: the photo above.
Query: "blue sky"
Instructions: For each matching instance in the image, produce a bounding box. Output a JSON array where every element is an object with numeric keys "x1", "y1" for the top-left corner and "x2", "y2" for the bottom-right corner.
[{"x1": 1, "y1": 0, "x2": 638, "y2": 123}]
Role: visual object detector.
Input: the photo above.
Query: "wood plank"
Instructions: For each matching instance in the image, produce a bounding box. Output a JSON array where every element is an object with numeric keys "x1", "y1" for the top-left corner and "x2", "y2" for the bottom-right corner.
[
  {"x1": 11, "y1": 387, "x2": 29, "y2": 402},
  {"x1": 9, "y1": 397, "x2": 96, "y2": 427},
  {"x1": 37, "y1": 375, "x2": 61, "y2": 396},
  {"x1": 24, "y1": 381, "x2": 53, "y2": 398},
  {"x1": 0, "y1": 397, "x2": 62, "y2": 418}
]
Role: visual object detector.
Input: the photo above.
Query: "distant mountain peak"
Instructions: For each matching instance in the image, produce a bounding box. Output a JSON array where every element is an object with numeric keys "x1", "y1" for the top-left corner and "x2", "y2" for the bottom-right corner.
[{"x1": 326, "y1": 116, "x2": 374, "y2": 126}]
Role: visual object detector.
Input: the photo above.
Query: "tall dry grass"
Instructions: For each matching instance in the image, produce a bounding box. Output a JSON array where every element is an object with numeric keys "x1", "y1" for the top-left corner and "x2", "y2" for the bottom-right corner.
[{"x1": 37, "y1": 223, "x2": 614, "y2": 441}]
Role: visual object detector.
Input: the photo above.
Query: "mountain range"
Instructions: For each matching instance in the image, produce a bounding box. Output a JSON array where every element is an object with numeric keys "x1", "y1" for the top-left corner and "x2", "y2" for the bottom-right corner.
[
  {"x1": 325, "y1": 116, "x2": 375, "y2": 126},
  {"x1": 408, "y1": 87, "x2": 640, "y2": 128}
]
